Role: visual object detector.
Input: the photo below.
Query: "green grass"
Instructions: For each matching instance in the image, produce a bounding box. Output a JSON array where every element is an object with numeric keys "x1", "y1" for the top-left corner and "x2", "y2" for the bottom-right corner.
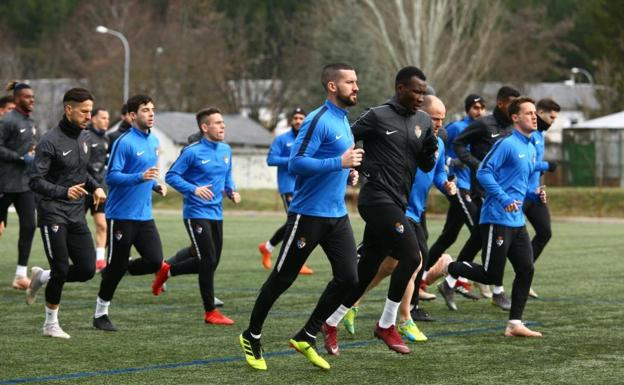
[{"x1": 1, "y1": 212, "x2": 623, "y2": 384}]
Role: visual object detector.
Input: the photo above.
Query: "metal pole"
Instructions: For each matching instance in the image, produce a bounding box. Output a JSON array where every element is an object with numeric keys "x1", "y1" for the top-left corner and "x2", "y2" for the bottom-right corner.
[{"x1": 96, "y1": 26, "x2": 130, "y2": 103}]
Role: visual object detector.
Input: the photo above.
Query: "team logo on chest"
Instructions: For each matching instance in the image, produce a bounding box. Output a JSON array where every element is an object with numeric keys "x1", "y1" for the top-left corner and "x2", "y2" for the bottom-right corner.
[
  {"x1": 51, "y1": 224, "x2": 59, "y2": 233},
  {"x1": 223, "y1": 156, "x2": 229, "y2": 164},
  {"x1": 414, "y1": 125, "x2": 422, "y2": 138},
  {"x1": 114, "y1": 230, "x2": 123, "y2": 241},
  {"x1": 496, "y1": 236, "x2": 504, "y2": 247},
  {"x1": 83, "y1": 142, "x2": 88, "y2": 154},
  {"x1": 194, "y1": 224, "x2": 203, "y2": 234},
  {"x1": 394, "y1": 222, "x2": 404, "y2": 234},
  {"x1": 297, "y1": 237, "x2": 306, "y2": 249}
]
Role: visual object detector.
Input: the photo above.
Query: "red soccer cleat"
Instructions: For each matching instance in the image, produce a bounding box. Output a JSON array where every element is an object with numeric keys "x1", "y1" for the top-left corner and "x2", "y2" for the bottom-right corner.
[
  {"x1": 374, "y1": 323, "x2": 411, "y2": 354},
  {"x1": 321, "y1": 322, "x2": 340, "y2": 356},
  {"x1": 258, "y1": 242, "x2": 272, "y2": 270},
  {"x1": 204, "y1": 309, "x2": 234, "y2": 325},
  {"x1": 151, "y1": 262, "x2": 170, "y2": 296}
]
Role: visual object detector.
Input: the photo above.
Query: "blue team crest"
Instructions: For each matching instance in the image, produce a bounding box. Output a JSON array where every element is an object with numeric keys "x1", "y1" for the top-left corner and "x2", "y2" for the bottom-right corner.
[
  {"x1": 394, "y1": 222, "x2": 404, "y2": 234},
  {"x1": 297, "y1": 237, "x2": 306, "y2": 249}
]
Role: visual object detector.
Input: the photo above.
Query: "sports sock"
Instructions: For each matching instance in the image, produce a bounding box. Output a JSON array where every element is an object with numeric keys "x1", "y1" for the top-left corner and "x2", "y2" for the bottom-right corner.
[
  {"x1": 16, "y1": 265, "x2": 27, "y2": 277},
  {"x1": 96, "y1": 247, "x2": 106, "y2": 261},
  {"x1": 94, "y1": 296, "x2": 110, "y2": 318},
  {"x1": 379, "y1": 298, "x2": 400, "y2": 328},
  {"x1": 422, "y1": 270, "x2": 428, "y2": 281},
  {"x1": 265, "y1": 241, "x2": 274, "y2": 253},
  {"x1": 326, "y1": 305, "x2": 349, "y2": 327},
  {"x1": 458, "y1": 276, "x2": 468, "y2": 283},
  {"x1": 493, "y1": 286, "x2": 504, "y2": 295},
  {"x1": 445, "y1": 275, "x2": 457, "y2": 288},
  {"x1": 40, "y1": 270, "x2": 51, "y2": 284},
  {"x1": 508, "y1": 319, "x2": 522, "y2": 325},
  {"x1": 45, "y1": 306, "x2": 58, "y2": 325}
]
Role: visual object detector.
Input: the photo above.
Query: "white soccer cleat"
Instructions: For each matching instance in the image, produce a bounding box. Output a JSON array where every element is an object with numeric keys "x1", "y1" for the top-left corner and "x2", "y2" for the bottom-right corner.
[
  {"x1": 26, "y1": 267, "x2": 45, "y2": 305},
  {"x1": 43, "y1": 323, "x2": 71, "y2": 339}
]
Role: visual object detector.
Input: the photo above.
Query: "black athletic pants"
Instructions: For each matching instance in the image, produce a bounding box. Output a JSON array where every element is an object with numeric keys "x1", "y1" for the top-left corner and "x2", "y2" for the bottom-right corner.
[
  {"x1": 0, "y1": 191, "x2": 36, "y2": 266},
  {"x1": 98, "y1": 219, "x2": 163, "y2": 301},
  {"x1": 523, "y1": 200, "x2": 552, "y2": 262},
  {"x1": 169, "y1": 219, "x2": 223, "y2": 311},
  {"x1": 342, "y1": 205, "x2": 421, "y2": 308},
  {"x1": 40, "y1": 222, "x2": 96, "y2": 305},
  {"x1": 408, "y1": 218, "x2": 429, "y2": 308},
  {"x1": 448, "y1": 224, "x2": 534, "y2": 320},
  {"x1": 268, "y1": 193, "x2": 293, "y2": 246},
  {"x1": 247, "y1": 213, "x2": 358, "y2": 337},
  {"x1": 427, "y1": 189, "x2": 477, "y2": 269}
]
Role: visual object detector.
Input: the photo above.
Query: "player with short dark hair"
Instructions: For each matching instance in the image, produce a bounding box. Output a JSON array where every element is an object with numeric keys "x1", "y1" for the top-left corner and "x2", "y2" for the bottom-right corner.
[{"x1": 0, "y1": 94, "x2": 15, "y2": 117}]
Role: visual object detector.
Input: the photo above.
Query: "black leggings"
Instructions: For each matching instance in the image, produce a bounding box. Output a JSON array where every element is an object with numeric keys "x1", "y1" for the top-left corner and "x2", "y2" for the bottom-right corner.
[
  {"x1": 409, "y1": 219, "x2": 429, "y2": 307},
  {"x1": 523, "y1": 200, "x2": 552, "y2": 262},
  {"x1": 0, "y1": 191, "x2": 36, "y2": 266},
  {"x1": 40, "y1": 222, "x2": 96, "y2": 305},
  {"x1": 268, "y1": 193, "x2": 293, "y2": 246},
  {"x1": 169, "y1": 219, "x2": 223, "y2": 311},
  {"x1": 98, "y1": 219, "x2": 163, "y2": 301},
  {"x1": 247, "y1": 214, "x2": 358, "y2": 336},
  {"x1": 448, "y1": 224, "x2": 534, "y2": 320}
]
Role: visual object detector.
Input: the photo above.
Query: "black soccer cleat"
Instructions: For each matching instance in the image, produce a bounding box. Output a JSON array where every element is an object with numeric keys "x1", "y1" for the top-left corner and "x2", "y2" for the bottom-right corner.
[
  {"x1": 491, "y1": 292, "x2": 511, "y2": 311},
  {"x1": 437, "y1": 280, "x2": 458, "y2": 311},
  {"x1": 93, "y1": 315, "x2": 118, "y2": 332},
  {"x1": 411, "y1": 306, "x2": 435, "y2": 322}
]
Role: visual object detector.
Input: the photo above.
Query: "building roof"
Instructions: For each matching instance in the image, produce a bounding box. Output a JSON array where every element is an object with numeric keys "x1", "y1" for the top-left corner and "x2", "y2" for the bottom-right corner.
[
  {"x1": 481, "y1": 82, "x2": 600, "y2": 111},
  {"x1": 152, "y1": 111, "x2": 273, "y2": 146},
  {"x1": 570, "y1": 111, "x2": 624, "y2": 129}
]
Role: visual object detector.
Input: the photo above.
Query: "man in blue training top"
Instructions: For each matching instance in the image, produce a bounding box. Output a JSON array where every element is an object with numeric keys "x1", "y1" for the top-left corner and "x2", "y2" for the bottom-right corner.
[
  {"x1": 151, "y1": 107, "x2": 240, "y2": 325},
  {"x1": 447, "y1": 96, "x2": 545, "y2": 337},
  {"x1": 239, "y1": 63, "x2": 363, "y2": 371},
  {"x1": 92, "y1": 94, "x2": 167, "y2": 332},
  {"x1": 257, "y1": 107, "x2": 313, "y2": 275}
]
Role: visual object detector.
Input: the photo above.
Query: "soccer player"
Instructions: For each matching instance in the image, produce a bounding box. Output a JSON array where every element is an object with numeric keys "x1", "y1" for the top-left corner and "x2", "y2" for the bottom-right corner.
[
  {"x1": 257, "y1": 107, "x2": 313, "y2": 275},
  {"x1": 92, "y1": 94, "x2": 166, "y2": 332},
  {"x1": 0, "y1": 94, "x2": 15, "y2": 117},
  {"x1": 26, "y1": 88, "x2": 106, "y2": 339},
  {"x1": 441, "y1": 86, "x2": 520, "y2": 311},
  {"x1": 524, "y1": 98, "x2": 560, "y2": 298},
  {"x1": 84, "y1": 108, "x2": 110, "y2": 272},
  {"x1": 239, "y1": 63, "x2": 362, "y2": 371},
  {"x1": 151, "y1": 107, "x2": 239, "y2": 325},
  {"x1": 106, "y1": 103, "x2": 132, "y2": 152},
  {"x1": 322, "y1": 66, "x2": 438, "y2": 356},
  {"x1": 0, "y1": 81, "x2": 38, "y2": 290},
  {"x1": 447, "y1": 96, "x2": 544, "y2": 337}
]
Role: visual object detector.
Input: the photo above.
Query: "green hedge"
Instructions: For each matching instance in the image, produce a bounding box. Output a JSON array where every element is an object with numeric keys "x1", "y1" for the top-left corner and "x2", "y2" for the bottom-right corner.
[{"x1": 154, "y1": 187, "x2": 624, "y2": 218}]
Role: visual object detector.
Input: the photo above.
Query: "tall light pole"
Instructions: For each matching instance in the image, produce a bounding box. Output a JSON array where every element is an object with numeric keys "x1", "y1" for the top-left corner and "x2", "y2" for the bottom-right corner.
[
  {"x1": 96, "y1": 25, "x2": 130, "y2": 103},
  {"x1": 571, "y1": 67, "x2": 594, "y2": 85}
]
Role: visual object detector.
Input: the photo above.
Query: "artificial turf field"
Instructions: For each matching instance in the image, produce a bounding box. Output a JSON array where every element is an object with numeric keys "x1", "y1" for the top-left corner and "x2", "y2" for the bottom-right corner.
[{"x1": 1, "y1": 211, "x2": 623, "y2": 385}]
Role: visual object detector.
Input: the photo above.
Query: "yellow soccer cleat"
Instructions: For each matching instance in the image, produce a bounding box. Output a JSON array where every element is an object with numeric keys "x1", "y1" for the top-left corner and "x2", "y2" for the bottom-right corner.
[
  {"x1": 398, "y1": 319, "x2": 428, "y2": 342},
  {"x1": 239, "y1": 333, "x2": 267, "y2": 371},
  {"x1": 342, "y1": 306, "x2": 358, "y2": 335},
  {"x1": 288, "y1": 339, "x2": 330, "y2": 370}
]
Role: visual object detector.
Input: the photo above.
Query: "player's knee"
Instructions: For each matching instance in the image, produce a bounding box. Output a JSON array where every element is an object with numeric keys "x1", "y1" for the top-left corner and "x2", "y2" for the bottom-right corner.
[
  {"x1": 540, "y1": 227, "x2": 552, "y2": 242},
  {"x1": 52, "y1": 264, "x2": 70, "y2": 282},
  {"x1": 95, "y1": 222, "x2": 107, "y2": 234},
  {"x1": 76, "y1": 264, "x2": 96, "y2": 282}
]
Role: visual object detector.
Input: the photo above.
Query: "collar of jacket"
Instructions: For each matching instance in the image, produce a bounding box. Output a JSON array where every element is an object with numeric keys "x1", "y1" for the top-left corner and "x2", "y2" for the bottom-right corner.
[
  {"x1": 131, "y1": 126, "x2": 151, "y2": 137},
  {"x1": 493, "y1": 106, "x2": 512, "y2": 127},
  {"x1": 59, "y1": 116, "x2": 83, "y2": 139},
  {"x1": 200, "y1": 137, "x2": 220, "y2": 148},
  {"x1": 324, "y1": 99, "x2": 348, "y2": 117},
  {"x1": 89, "y1": 125, "x2": 106, "y2": 137},
  {"x1": 385, "y1": 96, "x2": 414, "y2": 117},
  {"x1": 537, "y1": 115, "x2": 550, "y2": 132},
  {"x1": 512, "y1": 128, "x2": 532, "y2": 144}
]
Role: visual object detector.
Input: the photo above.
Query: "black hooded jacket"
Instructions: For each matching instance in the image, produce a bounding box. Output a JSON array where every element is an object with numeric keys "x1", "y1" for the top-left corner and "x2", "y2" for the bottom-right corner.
[
  {"x1": 352, "y1": 97, "x2": 437, "y2": 210},
  {"x1": 29, "y1": 117, "x2": 100, "y2": 225},
  {"x1": 0, "y1": 109, "x2": 37, "y2": 192}
]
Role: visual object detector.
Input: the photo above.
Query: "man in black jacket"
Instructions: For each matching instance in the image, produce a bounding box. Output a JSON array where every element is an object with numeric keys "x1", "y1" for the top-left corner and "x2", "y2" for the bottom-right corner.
[
  {"x1": 106, "y1": 103, "x2": 131, "y2": 151},
  {"x1": 0, "y1": 81, "x2": 38, "y2": 290},
  {"x1": 26, "y1": 88, "x2": 106, "y2": 339},
  {"x1": 322, "y1": 66, "x2": 438, "y2": 355},
  {"x1": 84, "y1": 108, "x2": 110, "y2": 272},
  {"x1": 438, "y1": 86, "x2": 519, "y2": 311}
]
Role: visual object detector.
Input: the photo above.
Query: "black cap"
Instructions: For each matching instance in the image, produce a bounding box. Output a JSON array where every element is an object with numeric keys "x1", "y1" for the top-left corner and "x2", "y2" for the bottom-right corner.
[
  {"x1": 464, "y1": 94, "x2": 485, "y2": 113},
  {"x1": 290, "y1": 107, "x2": 306, "y2": 117}
]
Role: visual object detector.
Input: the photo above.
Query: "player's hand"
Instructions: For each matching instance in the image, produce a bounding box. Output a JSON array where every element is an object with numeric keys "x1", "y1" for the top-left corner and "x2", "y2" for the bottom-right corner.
[
  {"x1": 143, "y1": 167, "x2": 160, "y2": 181},
  {"x1": 230, "y1": 191, "x2": 241, "y2": 204},
  {"x1": 547, "y1": 161, "x2": 558, "y2": 172},
  {"x1": 538, "y1": 185, "x2": 547, "y2": 203},
  {"x1": 67, "y1": 183, "x2": 88, "y2": 200},
  {"x1": 93, "y1": 188, "x2": 107, "y2": 210},
  {"x1": 154, "y1": 184, "x2": 167, "y2": 197},
  {"x1": 444, "y1": 180, "x2": 457, "y2": 195},
  {"x1": 195, "y1": 185, "x2": 214, "y2": 201},
  {"x1": 341, "y1": 145, "x2": 364, "y2": 168},
  {"x1": 348, "y1": 169, "x2": 359, "y2": 186},
  {"x1": 504, "y1": 200, "x2": 522, "y2": 212}
]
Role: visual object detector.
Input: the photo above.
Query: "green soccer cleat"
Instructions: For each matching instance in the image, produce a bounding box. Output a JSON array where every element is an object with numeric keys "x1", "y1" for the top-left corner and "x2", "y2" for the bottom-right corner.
[
  {"x1": 288, "y1": 339, "x2": 330, "y2": 370},
  {"x1": 239, "y1": 333, "x2": 267, "y2": 371},
  {"x1": 342, "y1": 306, "x2": 359, "y2": 335},
  {"x1": 398, "y1": 319, "x2": 428, "y2": 342}
]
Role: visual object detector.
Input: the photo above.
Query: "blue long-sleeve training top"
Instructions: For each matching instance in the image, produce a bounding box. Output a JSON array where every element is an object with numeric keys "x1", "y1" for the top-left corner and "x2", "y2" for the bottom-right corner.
[
  {"x1": 477, "y1": 129, "x2": 540, "y2": 227},
  {"x1": 267, "y1": 128, "x2": 297, "y2": 194},
  {"x1": 105, "y1": 127, "x2": 159, "y2": 220},
  {"x1": 527, "y1": 130, "x2": 550, "y2": 193},
  {"x1": 165, "y1": 137, "x2": 235, "y2": 220},
  {"x1": 445, "y1": 116, "x2": 472, "y2": 190},
  {"x1": 287, "y1": 99, "x2": 353, "y2": 218},
  {"x1": 406, "y1": 137, "x2": 448, "y2": 223}
]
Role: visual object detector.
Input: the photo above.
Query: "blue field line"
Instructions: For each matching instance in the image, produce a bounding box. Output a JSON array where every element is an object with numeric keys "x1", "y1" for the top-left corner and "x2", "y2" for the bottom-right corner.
[{"x1": 0, "y1": 322, "x2": 539, "y2": 385}]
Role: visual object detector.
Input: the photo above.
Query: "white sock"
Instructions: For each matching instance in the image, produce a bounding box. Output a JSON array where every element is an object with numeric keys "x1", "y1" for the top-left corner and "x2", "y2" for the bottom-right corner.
[
  {"x1": 422, "y1": 271, "x2": 428, "y2": 281},
  {"x1": 40, "y1": 270, "x2": 51, "y2": 284},
  {"x1": 45, "y1": 306, "x2": 58, "y2": 325},
  {"x1": 445, "y1": 275, "x2": 457, "y2": 288},
  {"x1": 326, "y1": 305, "x2": 350, "y2": 327},
  {"x1": 265, "y1": 241, "x2": 274, "y2": 253},
  {"x1": 16, "y1": 265, "x2": 27, "y2": 277},
  {"x1": 379, "y1": 298, "x2": 400, "y2": 328},
  {"x1": 508, "y1": 319, "x2": 522, "y2": 325},
  {"x1": 95, "y1": 296, "x2": 110, "y2": 318},
  {"x1": 493, "y1": 286, "x2": 504, "y2": 295},
  {"x1": 458, "y1": 276, "x2": 468, "y2": 283},
  {"x1": 96, "y1": 247, "x2": 106, "y2": 261}
]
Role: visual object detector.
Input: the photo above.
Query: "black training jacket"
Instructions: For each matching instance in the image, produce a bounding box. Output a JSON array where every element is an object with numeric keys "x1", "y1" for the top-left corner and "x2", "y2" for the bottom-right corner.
[
  {"x1": 84, "y1": 125, "x2": 110, "y2": 185},
  {"x1": 452, "y1": 107, "x2": 512, "y2": 197},
  {"x1": 28, "y1": 117, "x2": 100, "y2": 225},
  {"x1": 0, "y1": 109, "x2": 37, "y2": 193},
  {"x1": 353, "y1": 97, "x2": 437, "y2": 211},
  {"x1": 106, "y1": 120, "x2": 131, "y2": 154}
]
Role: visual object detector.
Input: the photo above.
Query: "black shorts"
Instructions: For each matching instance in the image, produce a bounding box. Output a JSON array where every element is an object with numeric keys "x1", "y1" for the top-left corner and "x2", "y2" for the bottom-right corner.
[{"x1": 84, "y1": 193, "x2": 105, "y2": 215}]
